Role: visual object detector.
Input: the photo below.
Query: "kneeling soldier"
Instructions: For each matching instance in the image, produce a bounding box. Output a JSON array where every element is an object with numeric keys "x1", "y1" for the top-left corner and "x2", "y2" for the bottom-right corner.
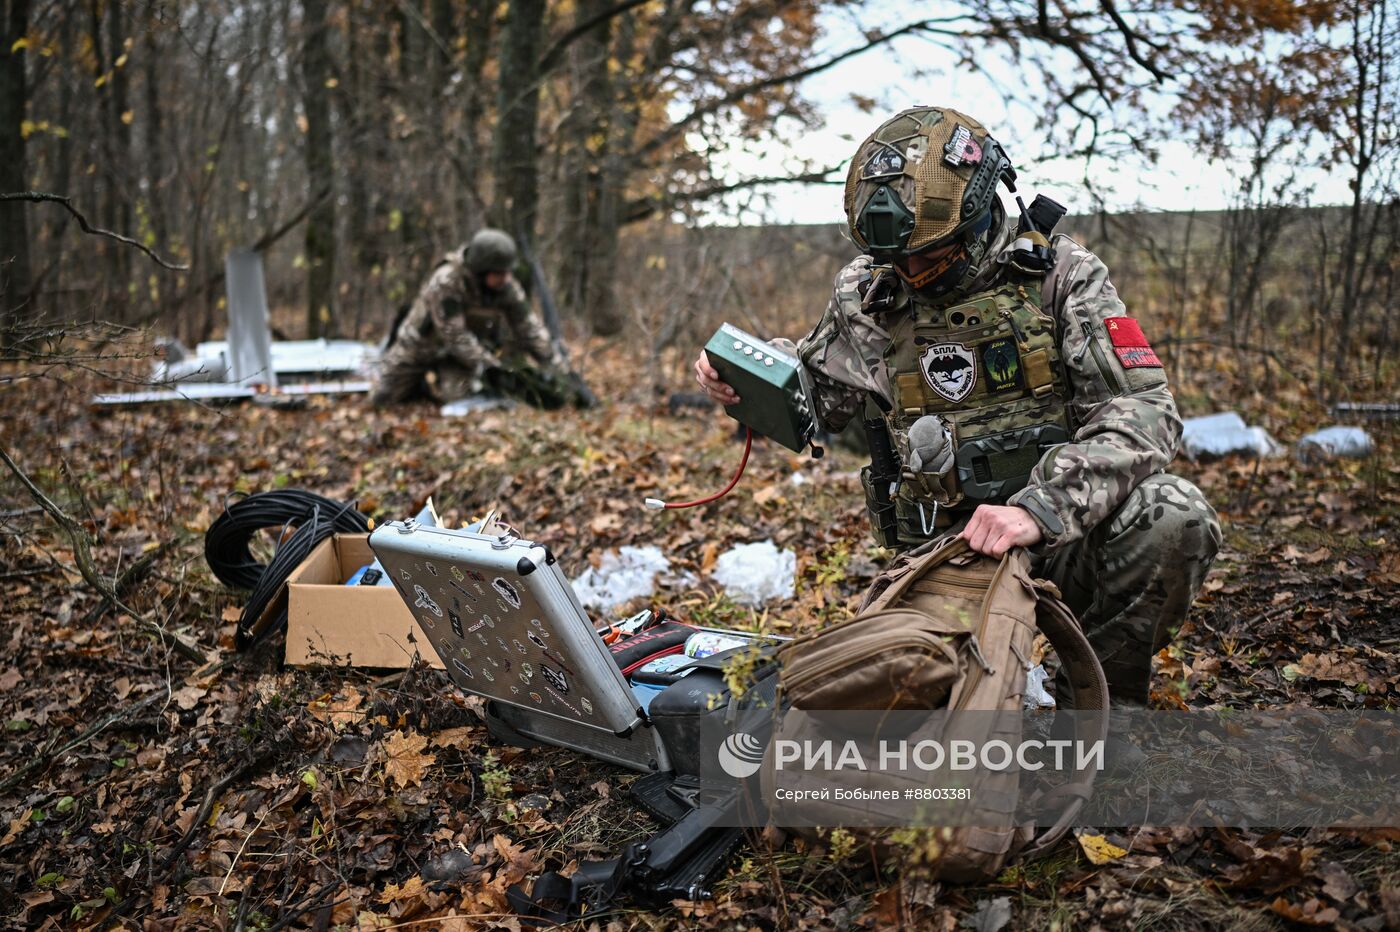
[
  {"x1": 695, "y1": 107, "x2": 1221, "y2": 707},
  {"x1": 373, "y1": 229, "x2": 566, "y2": 406}
]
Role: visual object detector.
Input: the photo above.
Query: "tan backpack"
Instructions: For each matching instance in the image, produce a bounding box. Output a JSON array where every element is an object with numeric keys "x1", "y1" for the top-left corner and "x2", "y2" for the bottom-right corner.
[{"x1": 773, "y1": 536, "x2": 1109, "y2": 882}]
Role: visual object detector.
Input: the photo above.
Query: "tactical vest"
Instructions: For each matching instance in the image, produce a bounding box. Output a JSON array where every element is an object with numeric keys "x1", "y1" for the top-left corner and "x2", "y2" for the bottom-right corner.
[{"x1": 869, "y1": 275, "x2": 1073, "y2": 549}]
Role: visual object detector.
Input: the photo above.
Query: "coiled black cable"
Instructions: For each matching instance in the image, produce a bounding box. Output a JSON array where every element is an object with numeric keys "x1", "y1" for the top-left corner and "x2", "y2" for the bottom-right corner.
[{"x1": 204, "y1": 490, "x2": 370, "y2": 649}]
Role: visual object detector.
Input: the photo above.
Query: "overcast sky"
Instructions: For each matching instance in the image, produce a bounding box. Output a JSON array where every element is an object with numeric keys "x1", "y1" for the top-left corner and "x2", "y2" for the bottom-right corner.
[{"x1": 704, "y1": 8, "x2": 1353, "y2": 226}]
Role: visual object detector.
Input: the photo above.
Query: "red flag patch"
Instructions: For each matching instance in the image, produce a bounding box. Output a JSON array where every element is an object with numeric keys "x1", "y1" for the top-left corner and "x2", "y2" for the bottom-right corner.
[{"x1": 1104, "y1": 316, "x2": 1162, "y2": 369}]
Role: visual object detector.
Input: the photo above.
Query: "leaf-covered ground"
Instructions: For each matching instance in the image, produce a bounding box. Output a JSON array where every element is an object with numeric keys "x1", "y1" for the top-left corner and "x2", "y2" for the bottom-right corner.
[{"x1": 1, "y1": 339, "x2": 1399, "y2": 930}]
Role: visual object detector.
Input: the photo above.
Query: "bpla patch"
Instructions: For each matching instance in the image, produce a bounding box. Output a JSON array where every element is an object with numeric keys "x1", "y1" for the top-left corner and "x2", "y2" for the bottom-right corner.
[
  {"x1": 1105, "y1": 316, "x2": 1163, "y2": 369},
  {"x1": 921, "y1": 342, "x2": 977, "y2": 402},
  {"x1": 981, "y1": 338, "x2": 1020, "y2": 391}
]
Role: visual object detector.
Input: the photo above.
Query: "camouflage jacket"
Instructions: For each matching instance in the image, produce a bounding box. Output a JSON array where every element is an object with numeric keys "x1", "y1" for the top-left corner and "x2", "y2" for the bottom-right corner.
[
  {"x1": 786, "y1": 223, "x2": 1182, "y2": 551},
  {"x1": 398, "y1": 247, "x2": 557, "y2": 369}
]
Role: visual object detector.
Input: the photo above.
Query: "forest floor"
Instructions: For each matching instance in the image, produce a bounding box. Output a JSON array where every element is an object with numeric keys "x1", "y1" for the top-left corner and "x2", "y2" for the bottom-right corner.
[{"x1": 1, "y1": 338, "x2": 1399, "y2": 931}]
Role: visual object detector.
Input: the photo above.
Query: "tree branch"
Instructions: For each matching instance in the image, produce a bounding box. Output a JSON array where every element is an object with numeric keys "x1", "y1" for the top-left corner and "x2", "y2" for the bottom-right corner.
[
  {"x1": 0, "y1": 192, "x2": 189, "y2": 271},
  {"x1": 624, "y1": 164, "x2": 844, "y2": 224},
  {"x1": 0, "y1": 445, "x2": 206, "y2": 663},
  {"x1": 1097, "y1": 0, "x2": 1170, "y2": 82},
  {"x1": 634, "y1": 18, "x2": 974, "y2": 160},
  {"x1": 537, "y1": 0, "x2": 654, "y2": 76}
]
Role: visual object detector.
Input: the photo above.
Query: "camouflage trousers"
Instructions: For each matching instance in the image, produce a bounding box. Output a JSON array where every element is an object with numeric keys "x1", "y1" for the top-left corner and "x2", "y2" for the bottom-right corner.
[
  {"x1": 1029, "y1": 473, "x2": 1222, "y2": 708},
  {"x1": 372, "y1": 337, "x2": 490, "y2": 406}
]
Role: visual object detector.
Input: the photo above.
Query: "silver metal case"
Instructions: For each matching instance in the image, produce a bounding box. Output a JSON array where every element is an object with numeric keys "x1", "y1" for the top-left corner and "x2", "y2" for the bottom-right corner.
[{"x1": 368, "y1": 521, "x2": 670, "y2": 772}]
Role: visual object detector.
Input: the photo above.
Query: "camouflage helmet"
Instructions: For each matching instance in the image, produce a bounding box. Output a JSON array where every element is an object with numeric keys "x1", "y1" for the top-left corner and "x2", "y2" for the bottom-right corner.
[
  {"x1": 844, "y1": 107, "x2": 1015, "y2": 261},
  {"x1": 466, "y1": 228, "x2": 518, "y2": 274}
]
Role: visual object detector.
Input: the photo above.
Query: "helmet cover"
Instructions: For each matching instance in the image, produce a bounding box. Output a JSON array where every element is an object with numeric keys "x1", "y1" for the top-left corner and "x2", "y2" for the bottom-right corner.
[{"x1": 844, "y1": 107, "x2": 1014, "y2": 260}]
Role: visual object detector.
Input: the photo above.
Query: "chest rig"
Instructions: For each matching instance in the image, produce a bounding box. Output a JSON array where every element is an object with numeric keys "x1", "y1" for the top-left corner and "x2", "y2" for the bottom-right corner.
[{"x1": 871, "y1": 274, "x2": 1072, "y2": 548}]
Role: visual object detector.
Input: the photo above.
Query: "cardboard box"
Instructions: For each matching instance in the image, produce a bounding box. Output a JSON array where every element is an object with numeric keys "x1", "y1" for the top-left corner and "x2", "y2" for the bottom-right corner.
[{"x1": 282, "y1": 533, "x2": 443, "y2": 669}]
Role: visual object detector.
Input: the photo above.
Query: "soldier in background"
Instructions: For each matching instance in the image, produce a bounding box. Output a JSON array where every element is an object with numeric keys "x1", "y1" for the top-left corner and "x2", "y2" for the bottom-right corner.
[
  {"x1": 372, "y1": 229, "x2": 569, "y2": 407},
  {"x1": 695, "y1": 106, "x2": 1221, "y2": 708}
]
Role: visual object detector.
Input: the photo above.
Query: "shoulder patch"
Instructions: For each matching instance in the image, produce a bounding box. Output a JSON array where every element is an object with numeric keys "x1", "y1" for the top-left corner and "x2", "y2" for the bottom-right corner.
[{"x1": 1105, "y1": 316, "x2": 1162, "y2": 369}]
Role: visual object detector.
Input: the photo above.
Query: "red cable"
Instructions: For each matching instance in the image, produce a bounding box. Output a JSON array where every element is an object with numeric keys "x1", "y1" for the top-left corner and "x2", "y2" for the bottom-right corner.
[{"x1": 645, "y1": 428, "x2": 753, "y2": 510}]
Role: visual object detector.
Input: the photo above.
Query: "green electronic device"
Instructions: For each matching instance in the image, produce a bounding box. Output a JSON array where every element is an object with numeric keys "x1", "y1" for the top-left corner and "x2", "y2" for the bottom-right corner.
[{"x1": 703, "y1": 323, "x2": 818, "y2": 453}]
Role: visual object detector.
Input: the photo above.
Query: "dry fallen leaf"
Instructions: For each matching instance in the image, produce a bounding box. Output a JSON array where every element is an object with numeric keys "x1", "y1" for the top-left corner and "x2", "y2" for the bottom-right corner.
[
  {"x1": 172, "y1": 685, "x2": 206, "y2": 710},
  {"x1": 1281, "y1": 545, "x2": 1331, "y2": 565},
  {"x1": 378, "y1": 875, "x2": 426, "y2": 903},
  {"x1": 382, "y1": 730, "x2": 436, "y2": 788},
  {"x1": 308, "y1": 686, "x2": 364, "y2": 731},
  {"x1": 430, "y1": 726, "x2": 476, "y2": 750},
  {"x1": 1078, "y1": 833, "x2": 1128, "y2": 866},
  {"x1": 1269, "y1": 896, "x2": 1339, "y2": 926}
]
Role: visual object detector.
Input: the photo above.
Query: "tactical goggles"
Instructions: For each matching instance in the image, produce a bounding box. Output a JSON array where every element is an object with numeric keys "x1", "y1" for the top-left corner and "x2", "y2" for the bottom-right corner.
[{"x1": 893, "y1": 240, "x2": 970, "y2": 289}]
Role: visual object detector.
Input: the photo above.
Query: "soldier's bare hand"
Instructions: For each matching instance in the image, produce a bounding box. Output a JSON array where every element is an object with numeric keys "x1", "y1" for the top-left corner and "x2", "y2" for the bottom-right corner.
[
  {"x1": 694, "y1": 350, "x2": 740, "y2": 405},
  {"x1": 959, "y1": 505, "x2": 1043, "y2": 558}
]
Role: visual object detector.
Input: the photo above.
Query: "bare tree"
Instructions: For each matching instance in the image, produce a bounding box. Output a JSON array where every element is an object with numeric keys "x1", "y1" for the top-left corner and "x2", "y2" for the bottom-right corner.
[
  {"x1": 0, "y1": 0, "x2": 32, "y2": 342},
  {"x1": 492, "y1": 0, "x2": 549, "y2": 244},
  {"x1": 302, "y1": 0, "x2": 336, "y2": 338}
]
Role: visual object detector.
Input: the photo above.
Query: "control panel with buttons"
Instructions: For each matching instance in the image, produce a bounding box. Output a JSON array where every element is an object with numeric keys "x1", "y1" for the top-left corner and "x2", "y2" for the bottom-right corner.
[{"x1": 702, "y1": 322, "x2": 818, "y2": 453}]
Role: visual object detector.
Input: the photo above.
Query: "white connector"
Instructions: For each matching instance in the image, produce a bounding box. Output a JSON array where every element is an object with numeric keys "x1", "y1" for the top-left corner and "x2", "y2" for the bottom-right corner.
[{"x1": 643, "y1": 498, "x2": 666, "y2": 511}]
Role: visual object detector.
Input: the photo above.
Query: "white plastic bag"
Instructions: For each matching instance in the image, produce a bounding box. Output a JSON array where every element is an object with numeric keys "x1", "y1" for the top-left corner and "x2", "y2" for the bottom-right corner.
[
  {"x1": 1297, "y1": 426, "x2": 1373, "y2": 462},
  {"x1": 572, "y1": 545, "x2": 672, "y2": 611},
  {"x1": 712, "y1": 540, "x2": 797, "y2": 606},
  {"x1": 1182, "y1": 412, "x2": 1282, "y2": 459}
]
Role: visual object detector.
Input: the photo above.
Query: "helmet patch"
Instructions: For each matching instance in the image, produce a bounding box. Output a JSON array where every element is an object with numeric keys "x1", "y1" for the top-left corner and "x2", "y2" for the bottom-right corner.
[
  {"x1": 921, "y1": 342, "x2": 977, "y2": 402},
  {"x1": 862, "y1": 146, "x2": 906, "y2": 180},
  {"x1": 943, "y1": 124, "x2": 983, "y2": 167}
]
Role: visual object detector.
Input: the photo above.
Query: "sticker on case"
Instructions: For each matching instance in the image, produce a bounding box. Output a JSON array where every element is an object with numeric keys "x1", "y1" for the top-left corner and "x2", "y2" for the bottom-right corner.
[
  {"x1": 449, "y1": 579, "x2": 478, "y2": 602},
  {"x1": 541, "y1": 665, "x2": 568, "y2": 694},
  {"x1": 541, "y1": 648, "x2": 574, "y2": 675},
  {"x1": 450, "y1": 566, "x2": 465, "y2": 582},
  {"x1": 425, "y1": 562, "x2": 438, "y2": 577},
  {"x1": 492, "y1": 578, "x2": 522, "y2": 609},
  {"x1": 547, "y1": 688, "x2": 580, "y2": 716},
  {"x1": 413, "y1": 585, "x2": 442, "y2": 617},
  {"x1": 452, "y1": 658, "x2": 474, "y2": 679}
]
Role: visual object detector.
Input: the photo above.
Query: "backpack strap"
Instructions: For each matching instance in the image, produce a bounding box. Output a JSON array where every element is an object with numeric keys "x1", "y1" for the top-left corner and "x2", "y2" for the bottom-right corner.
[
  {"x1": 858, "y1": 534, "x2": 970, "y2": 613},
  {"x1": 1021, "y1": 591, "x2": 1109, "y2": 858}
]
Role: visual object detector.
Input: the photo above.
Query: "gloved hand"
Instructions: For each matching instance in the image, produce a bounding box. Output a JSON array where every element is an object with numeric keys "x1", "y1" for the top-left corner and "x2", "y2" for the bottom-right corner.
[{"x1": 907, "y1": 414, "x2": 954, "y2": 475}]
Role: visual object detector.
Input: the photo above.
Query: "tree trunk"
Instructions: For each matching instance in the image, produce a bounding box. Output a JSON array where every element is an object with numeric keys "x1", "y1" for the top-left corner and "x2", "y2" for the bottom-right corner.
[
  {"x1": 429, "y1": 0, "x2": 453, "y2": 89},
  {"x1": 459, "y1": 0, "x2": 494, "y2": 229},
  {"x1": 0, "y1": 0, "x2": 32, "y2": 338},
  {"x1": 559, "y1": 0, "x2": 619, "y2": 332},
  {"x1": 491, "y1": 0, "x2": 546, "y2": 241},
  {"x1": 143, "y1": 23, "x2": 166, "y2": 258},
  {"x1": 585, "y1": 8, "x2": 640, "y2": 336},
  {"x1": 302, "y1": 0, "x2": 336, "y2": 338},
  {"x1": 107, "y1": 0, "x2": 133, "y2": 317}
]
